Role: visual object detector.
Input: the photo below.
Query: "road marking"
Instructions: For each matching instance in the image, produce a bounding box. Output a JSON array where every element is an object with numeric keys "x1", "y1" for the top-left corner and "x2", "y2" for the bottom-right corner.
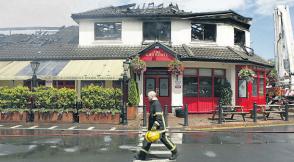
[
  {"x1": 109, "y1": 127, "x2": 116, "y2": 131},
  {"x1": 0, "y1": 125, "x2": 3, "y2": 127},
  {"x1": 10, "y1": 125, "x2": 22, "y2": 129},
  {"x1": 48, "y1": 126, "x2": 58, "y2": 130},
  {"x1": 68, "y1": 126, "x2": 77, "y2": 130},
  {"x1": 87, "y1": 127, "x2": 95, "y2": 130},
  {"x1": 28, "y1": 126, "x2": 39, "y2": 129}
]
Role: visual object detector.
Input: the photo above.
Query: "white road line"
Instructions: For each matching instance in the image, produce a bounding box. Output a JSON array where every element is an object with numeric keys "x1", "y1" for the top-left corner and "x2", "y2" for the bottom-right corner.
[
  {"x1": 109, "y1": 127, "x2": 116, "y2": 131},
  {"x1": 0, "y1": 125, "x2": 3, "y2": 127},
  {"x1": 28, "y1": 126, "x2": 38, "y2": 129},
  {"x1": 87, "y1": 127, "x2": 95, "y2": 130},
  {"x1": 68, "y1": 126, "x2": 77, "y2": 130},
  {"x1": 48, "y1": 126, "x2": 58, "y2": 130},
  {"x1": 10, "y1": 125, "x2": 22, "y2": 129}
]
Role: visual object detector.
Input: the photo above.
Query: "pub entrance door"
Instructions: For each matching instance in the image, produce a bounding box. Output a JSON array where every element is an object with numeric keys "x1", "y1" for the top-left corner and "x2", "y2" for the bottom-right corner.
[{"x1": 143, "y1": 69, "x2": 171, "y2": 112}]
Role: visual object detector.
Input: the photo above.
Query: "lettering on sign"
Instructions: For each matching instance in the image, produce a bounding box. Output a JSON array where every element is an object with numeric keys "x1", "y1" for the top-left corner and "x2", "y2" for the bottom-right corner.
[{"x1": 175, "y1": 80, "x2": 182, "y2": 89}]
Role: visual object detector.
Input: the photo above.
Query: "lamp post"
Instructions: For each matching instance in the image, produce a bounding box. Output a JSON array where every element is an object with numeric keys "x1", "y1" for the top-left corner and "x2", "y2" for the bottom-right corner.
[
  {"x1": 122, "y1": 58, "x2": 131, "y2": 125},
  {"x1": 28, "y1": 61, "x2": 40, "y2": 122}
]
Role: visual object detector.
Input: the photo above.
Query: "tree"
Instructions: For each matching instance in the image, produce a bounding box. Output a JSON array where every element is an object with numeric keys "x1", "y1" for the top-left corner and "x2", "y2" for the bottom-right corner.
[{"x1": 128, "y1": 79, "x2": 139, "y2": 106}]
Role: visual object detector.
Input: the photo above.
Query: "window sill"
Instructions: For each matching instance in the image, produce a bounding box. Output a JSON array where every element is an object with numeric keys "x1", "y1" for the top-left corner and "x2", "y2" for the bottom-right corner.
[
  {"x1": 92, "y1": 40, "x2": 123, "y2": 45},
  {"x1": 190, "y1": 41, "x2": 217, "y2": 46}
]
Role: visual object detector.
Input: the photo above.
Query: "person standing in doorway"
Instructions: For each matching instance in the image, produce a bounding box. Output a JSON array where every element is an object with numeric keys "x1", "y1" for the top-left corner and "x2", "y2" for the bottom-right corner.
[{"x1": 136, "y1": 91, "x2": 178, "y2": 160}]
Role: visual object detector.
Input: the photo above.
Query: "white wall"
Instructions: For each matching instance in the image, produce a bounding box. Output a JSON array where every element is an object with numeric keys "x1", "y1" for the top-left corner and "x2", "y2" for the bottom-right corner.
[
  {"x1": 122, "y1": 20, "x2": 143, "y2": 45},
  {"x1": 79, "y1": 20, "x2": 95, "y2": 46},
  {"x1": 137, "y1": 73, "x2": 144, "y2": 107},
  {"x1": 171, "y1": 74, "x2": 183, "y2": 108},
  {"x1": 216, "y1": 24, "x2": 234, "y2": 46},
  {"x1": 171, "y1": 20, "x2": 191, "y2": 45},
  {"x1": 245, "y1": 30, "x2": 251, "y2": 47}
]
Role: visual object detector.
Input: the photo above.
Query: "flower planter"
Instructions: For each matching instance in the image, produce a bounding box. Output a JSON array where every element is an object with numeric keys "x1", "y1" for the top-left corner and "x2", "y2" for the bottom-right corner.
[
  {"x1": 79, "y1": 113, "x2": 120, "y2": 124},
  {"x1": 34, "y1": 112, "x2": 73, "y2": 123},
  {"x1": 127, "y1": 106, "x2": 137, "y2": 120},
  {"x1": 0, "y1": 112, "x2": 28, "y2": 122}
]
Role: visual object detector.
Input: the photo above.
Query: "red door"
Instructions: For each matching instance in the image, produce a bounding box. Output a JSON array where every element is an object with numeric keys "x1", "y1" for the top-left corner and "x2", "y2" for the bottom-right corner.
[{"x1": 143, "y1": 73, "x2": 171, "y2": 112}]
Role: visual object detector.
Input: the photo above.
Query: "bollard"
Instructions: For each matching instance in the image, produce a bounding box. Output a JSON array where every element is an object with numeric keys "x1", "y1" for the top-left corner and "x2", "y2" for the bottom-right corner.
[
  {"x1": 253, "y1": 102, "x2": 257, "y2": 122},
  {"x1": 164, "y1": 105, "x2": 169, "y2": 127},
  {"x1": 184, "y1": 104, "x2": 189, "y2": 126},
  {"x1": 143, "y1": 105, "x2": 147, "y2": 127},
  {"x1": 285, "y1": 103, "x2": 289, "y2": 121},
  {"x1": 218, "y1": 104, "x2": 223, "y2": 124}
]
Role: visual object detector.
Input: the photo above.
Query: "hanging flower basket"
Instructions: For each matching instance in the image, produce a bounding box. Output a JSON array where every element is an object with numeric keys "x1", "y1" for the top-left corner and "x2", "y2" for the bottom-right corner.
[
  {"x1": 131, "y1": 56, "x2": 146, "y2": 80},
  {"x1": 168, "y1": 60, "x2": 184, "y2": 80},
  {"x1": 238, "y1": 66, "x2": 256, "y2": 82}
]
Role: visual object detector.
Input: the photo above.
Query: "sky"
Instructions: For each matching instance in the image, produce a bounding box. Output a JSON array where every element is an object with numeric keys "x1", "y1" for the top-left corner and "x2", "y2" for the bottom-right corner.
[{"x1": 0, "y1": 0, "x2": 294, "y2": 60}]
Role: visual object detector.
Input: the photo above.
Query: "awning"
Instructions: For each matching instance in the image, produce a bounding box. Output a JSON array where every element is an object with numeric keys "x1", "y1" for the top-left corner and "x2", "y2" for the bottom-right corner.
[
  {"x1": 0, "y1": 61, "x2": 31, "y2": 80},
  {"x1": 56, "y1": 60, "x2": 124, "y2": 80}
]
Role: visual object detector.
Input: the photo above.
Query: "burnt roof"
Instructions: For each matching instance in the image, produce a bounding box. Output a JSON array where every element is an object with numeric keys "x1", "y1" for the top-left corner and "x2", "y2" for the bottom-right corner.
[{"x1": 71, "y1": 3, "x2": 251, "y2": 26}]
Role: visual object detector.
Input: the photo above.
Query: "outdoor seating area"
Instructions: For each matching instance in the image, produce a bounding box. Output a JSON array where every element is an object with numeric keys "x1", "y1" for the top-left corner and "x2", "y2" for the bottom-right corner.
[{"x1": 211, "y1": 105, "x2": 249, "y2": 122}]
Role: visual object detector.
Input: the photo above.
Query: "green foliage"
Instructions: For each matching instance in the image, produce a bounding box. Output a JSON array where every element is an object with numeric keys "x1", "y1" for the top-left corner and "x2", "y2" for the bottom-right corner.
[
  {"x1": 0, "y1": 86, "x2": 31, "y2": 109},
  {"x1": 219, "y1": 80, "x2": 232, "y2": 106},
  {"x1": 131, "y1": 56, "x2": 146, "y2": 74},
  {"x1": 168, "y1": 60, "x2": 184, "y2": 75},
  {"x1": 128, "y1": 79, "x2": 139, "y2": 106},
  {"x1": 238, "y1": 66, "x2": 256, "y2": 82},
  {"x1": 267, "y1": 68, "x2": 278, "y2": 85},
  {"x1": 81, "y1": 85, "x2": 122, "y2": 114}
]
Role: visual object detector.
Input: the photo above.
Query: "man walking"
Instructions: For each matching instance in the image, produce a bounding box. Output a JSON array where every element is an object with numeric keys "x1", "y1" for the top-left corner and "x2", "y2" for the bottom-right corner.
[{"x1": 136, "y1": 91, "x2": 178, "y2": 160}]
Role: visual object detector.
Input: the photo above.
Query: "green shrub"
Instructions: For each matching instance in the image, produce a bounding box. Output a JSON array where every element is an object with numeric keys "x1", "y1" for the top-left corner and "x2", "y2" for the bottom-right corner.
[
  {"x1": 81, "y1": 85, "x2": 122, "y2": 114},
  {"x1": 0, "y1": 86, "x2": 31, "y2": 109},
  {"x1": 128, "y1": 79, "x2": 139, "y2": 106},
  {"x1": 219, "y1": 80, "x2": 232, "y2": 106}
]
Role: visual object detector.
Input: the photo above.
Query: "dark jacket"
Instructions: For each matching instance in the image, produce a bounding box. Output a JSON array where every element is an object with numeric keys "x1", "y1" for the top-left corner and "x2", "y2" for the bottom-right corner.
[{"x1": 148, "y1": 100, "x2": 166, "y2": 131}]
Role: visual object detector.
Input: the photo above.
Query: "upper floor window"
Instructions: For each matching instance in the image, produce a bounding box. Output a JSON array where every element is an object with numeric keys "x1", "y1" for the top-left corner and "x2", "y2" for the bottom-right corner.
[
  {"x1": 143, "y1": 22, "x2": 171, "y2": 41},
  {"x1": 94, "y1": 22, "x2": 121, "y2": 40},
  {"x1": 191, "y1": 23, "x2": 216, "y2": 42},
  {"x1": 234, "y1": 28, "x2": 245, "y2": 46}
]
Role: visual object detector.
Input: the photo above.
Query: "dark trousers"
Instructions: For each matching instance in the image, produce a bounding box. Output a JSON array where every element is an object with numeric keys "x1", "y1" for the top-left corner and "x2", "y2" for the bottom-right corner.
[{"x1": 140, "y1": 132, "x2": 176, "y2": 154}]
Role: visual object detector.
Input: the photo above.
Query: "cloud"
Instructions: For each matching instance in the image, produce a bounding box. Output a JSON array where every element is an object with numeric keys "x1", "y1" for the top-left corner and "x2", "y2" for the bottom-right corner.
[{"x1": 253, "y1": 0, "x2": 294, "y2": 15}]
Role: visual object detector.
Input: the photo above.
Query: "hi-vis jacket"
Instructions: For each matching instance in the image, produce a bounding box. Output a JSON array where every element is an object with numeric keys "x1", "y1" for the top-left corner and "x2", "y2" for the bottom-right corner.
[{"x1": 148, "y1": 100, "x2": 166, "y2": 131}]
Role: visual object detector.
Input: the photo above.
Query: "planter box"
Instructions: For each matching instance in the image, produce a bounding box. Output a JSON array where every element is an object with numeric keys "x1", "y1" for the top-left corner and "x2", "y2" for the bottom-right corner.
[
  {"x1": 34, "y1": 112, "x2": 73, "y2": 123},
  {"x1": 0, "y1": 112, "x2": 28, "y2": 122},
  {"x1": 127, "y1": 106, "x2": 138, "y2": 120},
  {"x1": 79, "y1": 113, "x2": 120, "y2": 124}
]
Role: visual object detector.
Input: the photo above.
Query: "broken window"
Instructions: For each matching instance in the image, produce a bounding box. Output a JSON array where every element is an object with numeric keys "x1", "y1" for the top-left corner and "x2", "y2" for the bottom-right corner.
[
  {"x1": 234, "y1": 28, "x2": 245, "y2": 46},
  {"x1": 143, "y1": 22, "x2": 171, "y2": 41},
  {"x1": 191, "y1": 23, "x2": 216, "y2": 41},
  {"x1": 94, "y1": 22, "x2": 121, "y2": 40}
]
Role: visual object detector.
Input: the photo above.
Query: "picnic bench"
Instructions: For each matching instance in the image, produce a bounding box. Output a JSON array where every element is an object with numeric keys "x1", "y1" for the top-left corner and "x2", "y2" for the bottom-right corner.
[
  {"x1": 212, "y1": 105, "x2": 249, "y2": 122},
  {"x1": 254, "y1": 104, "x2": 285, "y2": 120}
]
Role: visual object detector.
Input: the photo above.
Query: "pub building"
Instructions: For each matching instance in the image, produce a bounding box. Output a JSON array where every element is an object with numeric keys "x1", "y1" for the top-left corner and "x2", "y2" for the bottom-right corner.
[{"x1": 0, "y1": 3, "x2": 272, "y2": 113}]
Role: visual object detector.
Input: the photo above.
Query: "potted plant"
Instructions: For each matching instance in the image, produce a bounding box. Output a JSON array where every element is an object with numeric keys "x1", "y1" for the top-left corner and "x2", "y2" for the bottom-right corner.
[
  {"x1": 168, "y1": 60, "x2": 184, "y2": 80},
  {"x1": 127, "y1": 79, "x2": 139, "y2": 120},
  {"x1": 238, "y1": 66, "x2": 256, "y2": 82},
  {"x1": 131, "y1": 56, "x2": 146, "y2": 80},
  {"x1": 267, "y1": 69, "x2": 278, "y2": 87},
  {"x1": 219, "y1": 80, "x2": 233, "y2": 106}
]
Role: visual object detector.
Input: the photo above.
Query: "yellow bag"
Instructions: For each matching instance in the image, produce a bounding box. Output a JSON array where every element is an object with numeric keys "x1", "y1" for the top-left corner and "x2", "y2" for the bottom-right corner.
[{"x1": 145, "y1": 130, "x2": 160, "y2": 143}]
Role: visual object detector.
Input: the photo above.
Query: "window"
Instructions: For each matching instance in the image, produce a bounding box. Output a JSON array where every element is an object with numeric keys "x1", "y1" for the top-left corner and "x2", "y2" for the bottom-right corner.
[
  {"x1": 81, "y1": 81, "x2": 105, "y2": 88},
  {"x1": 183, "y1": 69, "x2": 198, "y2": 97},
  {"x1": 259, "y1": 73, "x2": 265, "y2": 96},
  {"x1": 238, "y1": 79, "x2": 247, "y2": 98},
  {"x1": 159, "y1": 78, "x2": 169, "y2": 97},
  {"x1": 145, "y1": 78, "x2": 155, "y2": 96},
  {"x1": 143, "y1": 22, "x2": 171, "y2": 41},
  {"x1": 94, "y1": 22, "x2": 121, "y2": 40},
  {"x1": 252, "y1": 78, "x2": 258, "y2": 97},
  {"x1": 191, "y1": 23, "x2": 216, "y2": 41},
  {"x1": 112, "y1": 80, "x2": 122, "y2": 89},
  {"x1": 234, "y1": 28, "x2": 245, "y2": 46},
  {"x1": 199, "y1": 69, "x2": 212, "y2": 97},
  {"x1": 214, "y1": 69, "x2": 225, "y2": 97}
]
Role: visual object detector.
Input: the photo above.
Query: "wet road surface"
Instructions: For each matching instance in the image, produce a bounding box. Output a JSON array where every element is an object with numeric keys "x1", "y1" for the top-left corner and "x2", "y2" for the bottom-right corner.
[{"x1": 0, "y1": 126, "x2": 294, "y2": 162}]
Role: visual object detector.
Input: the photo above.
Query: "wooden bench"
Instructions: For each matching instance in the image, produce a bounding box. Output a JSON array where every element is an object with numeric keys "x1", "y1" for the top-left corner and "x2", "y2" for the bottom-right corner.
[
  {"x1": 212, "y1": 105, "x2": 249, "y2": 122},
  {"x1": 255, "y1": 104, "x2": 285, "y2": 121}
]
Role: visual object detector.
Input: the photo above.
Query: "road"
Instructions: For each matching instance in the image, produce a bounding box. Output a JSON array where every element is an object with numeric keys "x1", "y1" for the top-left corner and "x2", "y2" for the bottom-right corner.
[{"x1": 0, "y1": 125, "x2": 294, "y2": 162}]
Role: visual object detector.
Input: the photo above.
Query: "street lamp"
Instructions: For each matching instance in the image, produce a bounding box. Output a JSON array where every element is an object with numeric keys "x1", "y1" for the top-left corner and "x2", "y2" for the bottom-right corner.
[
  {"x1": 122, "y1": 58, "x2": 131, "y2": 125},
  {"x1": 28, "y1": 60, "x2": 40, "y2": 122}
]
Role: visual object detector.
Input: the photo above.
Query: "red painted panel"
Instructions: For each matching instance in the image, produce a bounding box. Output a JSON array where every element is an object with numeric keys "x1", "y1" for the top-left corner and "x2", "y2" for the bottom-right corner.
[
  {"x1": 183, "y1": 97, "x2": 198, "y2": 113},
  {"x1": 198, "y1": 97, "x2": 214, "y2": 113},
  {"x1": 140, "y1": 48, "x2": 175, "y2": 62}
]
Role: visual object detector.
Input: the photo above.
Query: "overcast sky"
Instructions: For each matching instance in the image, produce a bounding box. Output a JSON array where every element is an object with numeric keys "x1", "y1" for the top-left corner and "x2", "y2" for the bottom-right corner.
[{"x1": 0, "y1": 0, "x2": 294, "y2": 59}]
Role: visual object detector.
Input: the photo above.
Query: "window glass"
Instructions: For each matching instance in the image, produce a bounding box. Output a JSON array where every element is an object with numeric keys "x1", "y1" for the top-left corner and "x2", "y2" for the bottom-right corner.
[
  {"x1": 252, "y1": 78, "x2": 258, "y2": 96},
  {"x1": 214, "y1": 69, "x2": 225, "y2": 76},
  {"x1": 259, "y1": 78, "x2": 264, "y2": 96},
  {"x1": 184, "y1": 69, "x2": 197, "y2": 76},
  {"x1": 143, "y1": 22, "x2": 171, "y2": 41},
  {"x1": 234, "y1": 28, "x2": 245, "y2": 46},
  {"x1": 238, "y1": 79, "x2": 247, "y2": 98},
  {"x1": 112, "y1": 80, "x2": 122, "y2": 89},
  {"x1": 199, "y1": 69, "x2": 212, "y2": 77},
  {"x1": 199, "y1": 77, "x2": 212, "y2": 97},
  {"x1": 183, "y1": 77, "x2": 198, "y2": 97},
  {"x1": 82, "y1": 81, "x2": 105, "y2": 88},
  {"x1": 146, "y1": 78, "x2": 155, "y2": 96},
  {"x1": 159, "y1": 78, "x2": 169, "y2": 97},
  {"x1": 94, "y1": 22, "x2": 121, "y2": 40},
  {"x1": 214, "y1": 78, "x2": 225, "y2": 97},
  {"x1": 191, "y1": 23, "x2": 216, "y2": 41}
]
